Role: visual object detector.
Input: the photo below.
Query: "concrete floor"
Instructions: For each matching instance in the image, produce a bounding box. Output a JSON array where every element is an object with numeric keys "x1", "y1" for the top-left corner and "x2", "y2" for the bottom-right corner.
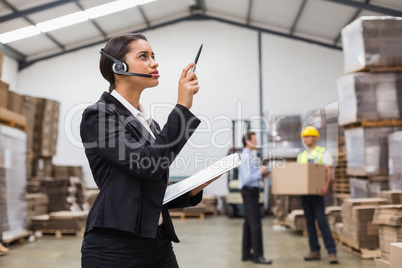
[{"x1": 0, "y1": 216, "x2": 376, "y2": 268}]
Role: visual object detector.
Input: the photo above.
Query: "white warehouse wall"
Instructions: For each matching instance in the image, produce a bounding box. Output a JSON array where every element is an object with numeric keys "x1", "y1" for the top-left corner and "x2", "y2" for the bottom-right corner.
[{"x1": 2, "y1": 20, "x2": 344, "y2": 197}]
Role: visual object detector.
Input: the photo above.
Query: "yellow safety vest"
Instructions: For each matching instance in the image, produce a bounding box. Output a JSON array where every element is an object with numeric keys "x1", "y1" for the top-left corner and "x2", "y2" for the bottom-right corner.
[{"x1": 297, "y1": 145, "x2": 326, "y2": 165}]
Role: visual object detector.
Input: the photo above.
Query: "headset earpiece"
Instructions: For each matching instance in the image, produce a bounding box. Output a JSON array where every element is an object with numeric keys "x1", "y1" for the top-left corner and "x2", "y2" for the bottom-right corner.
[
  {"x1": 99, "y1": 48, "x2": 152, "y2": 78},
  {"x1": 112, "y1": 62, "x2": 127, "y2": 74}
]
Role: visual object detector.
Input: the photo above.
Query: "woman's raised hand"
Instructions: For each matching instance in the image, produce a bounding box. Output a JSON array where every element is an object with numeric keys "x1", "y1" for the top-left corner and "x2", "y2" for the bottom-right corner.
[{"x1": 177, "y1": 62, "x2": 199, "y2": 109}]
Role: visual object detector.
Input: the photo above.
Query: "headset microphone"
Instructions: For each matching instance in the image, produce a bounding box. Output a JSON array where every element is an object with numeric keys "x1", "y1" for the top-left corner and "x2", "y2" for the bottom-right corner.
[{"x1": 99, "y1": 49, "x2": 153, "y2": 78}]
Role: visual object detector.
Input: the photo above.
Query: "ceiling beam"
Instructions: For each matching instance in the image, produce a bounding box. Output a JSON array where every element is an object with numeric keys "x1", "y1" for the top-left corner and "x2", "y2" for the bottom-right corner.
[
  {"x1": 290, "y1": 0, "x2": 308, "y2": 36},
  {"x1": 326, "y1": 0, "x2": 402, "y2": 17},
  {"x1": 138, "y1": 5, "x2": 151, "y2": 28},
  {"x1": 19, "y1": 14, "x2": 342, "y2": 70},
  {"x1": 1, "y1": 0, "x2": 65, "y2": 50},
  {"x1": 246, "y1": 0, "x2": 253, "y2": 25},
  {"x1": 0, "y1": 43, "x2": 25, "y2": 61},
  {"x1": 332, "y1": 0, "x2": 370, "y2": 45},
  {"x1": 76, "y1": 1, "x2": 108, "y2": 39},
  {"x1": 0, "y1": 0, "x2": 78, "y2": 23}
]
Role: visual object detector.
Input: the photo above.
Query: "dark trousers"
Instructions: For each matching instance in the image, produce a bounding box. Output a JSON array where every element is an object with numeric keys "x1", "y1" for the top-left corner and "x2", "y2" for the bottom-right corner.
[
  {"x1": 241, "y1": 187, "x2": 263, "y2": 260},
  {"x1": 301, "y1": 195, "x2": 336, "y2": 254},
  {"x1": 81, "y1": 225, "x2": 178, "y2": 268}
]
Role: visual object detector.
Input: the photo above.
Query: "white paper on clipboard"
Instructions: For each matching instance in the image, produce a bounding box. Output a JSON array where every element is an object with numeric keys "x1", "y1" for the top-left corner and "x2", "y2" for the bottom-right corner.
[{"x1": 163, "y1": 153, "x2": 242, "y2": 205}]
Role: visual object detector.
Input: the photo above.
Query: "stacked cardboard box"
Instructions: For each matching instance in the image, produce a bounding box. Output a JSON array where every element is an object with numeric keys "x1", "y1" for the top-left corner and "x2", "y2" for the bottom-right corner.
[
  {"x1": 333, "y1": 222, "x2": 344, "y2": 238},
  {"x1": 285, "y1": 209, "x2": 306, "y2": 232},
  {"x1": 377, "y1": 191, "x2": 402, "y2": 204},
  {"x1": 21, "y1": 96, "x2": 37, "y2": 155},
  {"x1": 53, "y1": 165, "x2": 84, "y2": 180},
  {"x1": 40, "y1": 178, "x2": 81, "y2": 213},
  {"x1": 0, "y1": 51, "x2": 3, "y2": 78},
  {"x1": 31, "y1": 211, "x2": 88, "y2": 235},
  {"x1": 372, "y1": 205, "x2": 402, "y2": 262},
  {"x1": 32, "y1": 98, "x2": 59, "y2": 157},
  {"x1": 341, "y1": 16, "x2": 402, "y2": 74},
  {"x1": 390, "y1": 243, "x2": 402, "y2": 268},
  {"x1": 339, "y1": 17, "x2": 402, "y2": 197},
  {"x1": 341, "y1": 198, "x2": 387, "y2": 249},
  {"x1": 0, "y1": 80, "x2": 8, "y2": 108},
  {"x1": 388, "y1": 131, "x2": 402, "y2": 190},
  {"x1": 26, "y1": 193, "x2": 49, "y2": 228},
  {"x1": 326, "y1": 206, "x2": 342, "y2": 233},
  {"x1": 7, "y1": 91, "x2": 23, "y2": 114},
  {"x1": 350, "y1": 177, "x2": 389, "y2": 198},
  {"x1": 344, "y1": 127, "x2": 401, "y2": 176},
  {"x1": 201, "y1": 194, "x2": 218, "y2": 215},
  {"x1": 337, "y1": 73, "x2": 402, "y2": 126},
  {"x1": 53, "y1": 165, "x2": 88, "y2": 210}
]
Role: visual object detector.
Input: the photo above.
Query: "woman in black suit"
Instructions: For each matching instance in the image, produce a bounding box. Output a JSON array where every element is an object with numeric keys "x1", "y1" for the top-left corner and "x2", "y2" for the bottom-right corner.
[{"x1": 80, "y1": 33, "x2": 214, "y2": 268}]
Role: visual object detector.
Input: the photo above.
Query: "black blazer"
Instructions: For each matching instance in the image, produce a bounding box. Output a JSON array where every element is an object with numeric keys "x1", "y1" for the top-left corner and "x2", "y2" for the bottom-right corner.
[{"x1": 80, "y1": 92, "x2": 202, "y2": 242}]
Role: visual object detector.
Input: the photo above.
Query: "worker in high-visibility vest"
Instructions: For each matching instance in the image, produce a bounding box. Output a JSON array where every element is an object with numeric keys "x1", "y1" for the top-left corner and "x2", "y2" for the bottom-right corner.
[{"x1": 297, "y1": 126, "x2": 338, "y2": 265}]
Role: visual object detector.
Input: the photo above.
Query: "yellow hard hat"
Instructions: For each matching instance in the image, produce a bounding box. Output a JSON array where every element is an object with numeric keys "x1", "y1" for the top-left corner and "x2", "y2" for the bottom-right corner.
[{"x1": 300, "y1": 126, "x2": 320, "y2": 138}]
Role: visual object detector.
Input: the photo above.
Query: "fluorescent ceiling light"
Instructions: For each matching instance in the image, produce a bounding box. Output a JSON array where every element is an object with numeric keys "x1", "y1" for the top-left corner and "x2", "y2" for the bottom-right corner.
[
  {"x1": 36, "y1": 11, "x2": 88, "y2": 32},
  {"x1": 86, "y1": 0, "x2": 156, "y2": 19},
  {"x1": 0, "y1": 25, "x2": 41, "y2": 43},
  {"x1": 0, "y1": 0, "x2": 156, "y2": 44}
]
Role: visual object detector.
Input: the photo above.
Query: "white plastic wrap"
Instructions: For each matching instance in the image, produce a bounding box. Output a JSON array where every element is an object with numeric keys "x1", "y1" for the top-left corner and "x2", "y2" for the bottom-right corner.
[
  {"x1": 267, "y1": 115, "x2": 303, "y2": 158},
  {"x1": 0, "y1": 125, "x2": 27, "y2": 241},
  {"x1": 345, "y1": 127, "x2": 401, "y2": 176},
  {"x1": 341, "y1": 16, "x2": 402, "y2": 73},
  {"x1": 349, "y1": 178, "x2": 389, "y2": 198},
  {"x1": 337, "y1": 72, "x2": 402, "y2": 126},
  {"x1": 388, "y1": 131, "x2": 402, "y2": 190}
]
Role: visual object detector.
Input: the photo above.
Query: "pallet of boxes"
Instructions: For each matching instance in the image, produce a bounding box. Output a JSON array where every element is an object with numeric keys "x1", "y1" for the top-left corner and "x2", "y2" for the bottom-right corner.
[
  {"x1": 335, "y1": 16, "x2": 402, "y2": 261},
  {"x1": 169, "y1": 193, "x2": 218, "y2": 220},
  {"x1": 0, "y1": 59, "x2": 30, "y2": 254},
  {"x1": 373, "y1": 191, "x2": 402, "y2": 267},
  {"x1": 0, "y1": 68, "x2": 89, "y2": 239},
  {"x1": 25, "y1": 98, "x2": 90, "y2": 238}
]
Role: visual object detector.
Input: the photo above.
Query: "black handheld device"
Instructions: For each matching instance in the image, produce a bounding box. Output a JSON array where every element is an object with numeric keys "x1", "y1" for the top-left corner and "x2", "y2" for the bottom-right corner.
[{"x1": 189, "y1": 44, "x2": 203, "y2": 73}]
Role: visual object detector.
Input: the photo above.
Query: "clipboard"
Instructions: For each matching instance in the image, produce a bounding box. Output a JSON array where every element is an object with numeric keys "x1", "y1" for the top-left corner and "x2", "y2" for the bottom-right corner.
[{"x1": 163, "y1": 153, "x2": 241, "y2": 204}]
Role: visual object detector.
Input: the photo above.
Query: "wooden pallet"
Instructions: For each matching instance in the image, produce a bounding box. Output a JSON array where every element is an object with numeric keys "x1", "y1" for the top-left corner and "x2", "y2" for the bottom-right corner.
[
  {"x1": 0, "y1": 107, "x2": 27, "y2": 131},
  {"x1": 349, "y1": 65, "x2": 402, "y2": 74},
  {"x1": 334, "y1": 236, "x2": 381, "y2": 259},
  {"x1": 2, "y1": 230, "x2": 32, "y2": 247},
  {"x1": 39, "y1": 228, "x2": 85, "y2": 238},
  {"x1": 338, "y1": 136, "x2": 345, "y2": 145},
  {"x1": 342, "y1": 119, "x2": 402, "y2": 130},
  {"x1": 170, "y1": 211, "x2": 205, "y2": 220},
  {"x1": 333, "y1": 183, "x2": 350, "y2": 193}
]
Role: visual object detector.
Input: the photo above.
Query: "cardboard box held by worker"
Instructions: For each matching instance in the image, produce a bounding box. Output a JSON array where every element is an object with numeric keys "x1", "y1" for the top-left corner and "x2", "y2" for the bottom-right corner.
[{"x1": 271, "y1": 162, "x2": 326, "y2": 195}]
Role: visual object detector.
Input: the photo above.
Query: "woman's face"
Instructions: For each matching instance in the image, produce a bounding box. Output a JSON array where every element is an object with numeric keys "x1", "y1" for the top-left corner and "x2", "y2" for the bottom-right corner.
[{"x1": 124, "y1": 39, "x2": 159, "y2": 89}]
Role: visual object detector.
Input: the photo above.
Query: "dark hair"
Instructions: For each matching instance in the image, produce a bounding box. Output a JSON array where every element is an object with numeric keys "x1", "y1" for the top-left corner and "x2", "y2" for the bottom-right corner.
[
  {"x1": 242, "y1": 131, "x2": 256, "y2": 147},
  {"x1": 99, "y1": 33, "x2": 148, "y2": 92}
]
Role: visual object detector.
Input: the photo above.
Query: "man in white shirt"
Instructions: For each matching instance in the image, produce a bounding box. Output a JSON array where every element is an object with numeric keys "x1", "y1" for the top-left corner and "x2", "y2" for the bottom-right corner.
[{"x1": 238, "y1": 131, "x2": 272, "y2": 265}]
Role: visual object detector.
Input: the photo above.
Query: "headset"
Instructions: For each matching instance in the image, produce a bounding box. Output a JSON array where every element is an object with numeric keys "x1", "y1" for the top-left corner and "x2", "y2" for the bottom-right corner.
[{"x1": 99, "y1": 49, "x2": 152, "y2": 78}]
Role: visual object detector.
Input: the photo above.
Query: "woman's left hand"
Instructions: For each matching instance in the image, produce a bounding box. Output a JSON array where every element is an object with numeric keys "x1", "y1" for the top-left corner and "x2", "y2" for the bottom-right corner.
[{"x1": 189, "y1": 174, "x2": 222, "y2": 197}]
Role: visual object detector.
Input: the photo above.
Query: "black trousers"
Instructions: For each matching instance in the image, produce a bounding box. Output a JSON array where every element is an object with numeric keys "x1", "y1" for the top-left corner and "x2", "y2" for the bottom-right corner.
[
  {"x1": 241, "y1": 187, "x2": 263, "y2": 260},
  {"x1": 301, "y1": 195, "x2": 336, "y2": 254},
  {"x1": 81, "y1": 225, "x2": 178, "y2": 268}
]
